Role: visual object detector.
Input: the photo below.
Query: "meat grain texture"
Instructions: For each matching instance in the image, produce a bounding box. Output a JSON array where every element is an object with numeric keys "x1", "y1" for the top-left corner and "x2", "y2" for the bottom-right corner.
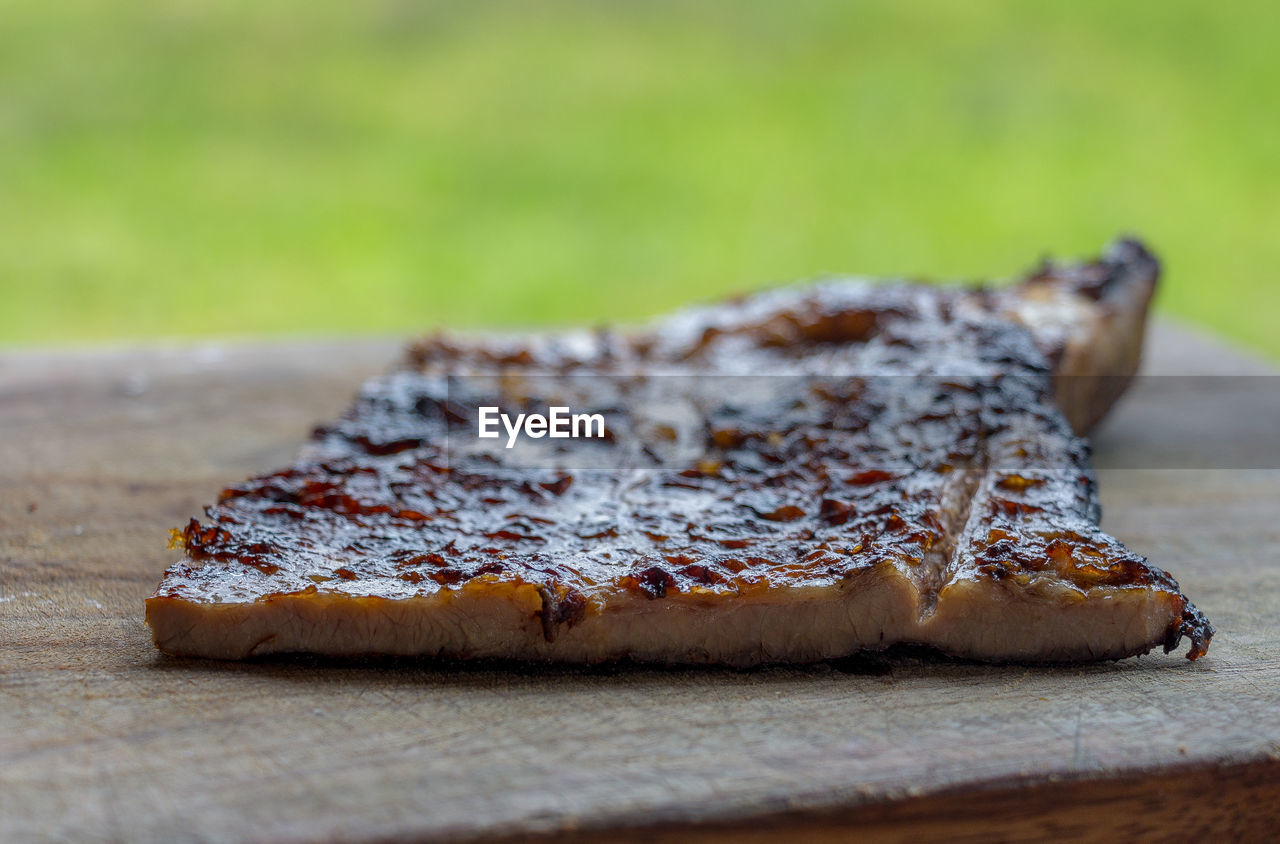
[{"x1": 148, "y1": 239, "x2": 1212, "y2": 665}]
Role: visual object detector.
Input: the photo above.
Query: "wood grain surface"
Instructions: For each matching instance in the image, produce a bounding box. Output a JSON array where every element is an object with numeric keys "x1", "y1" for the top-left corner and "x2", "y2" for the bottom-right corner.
[{"x1": 2, "y1": 323, "x2": 1279, "y2": 842}]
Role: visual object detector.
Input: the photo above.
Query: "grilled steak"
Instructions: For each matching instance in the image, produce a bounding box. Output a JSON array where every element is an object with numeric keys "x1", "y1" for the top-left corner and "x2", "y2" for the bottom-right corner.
[{"x1": 147, "y1": 239, "x2": 1212, "y2": 664}]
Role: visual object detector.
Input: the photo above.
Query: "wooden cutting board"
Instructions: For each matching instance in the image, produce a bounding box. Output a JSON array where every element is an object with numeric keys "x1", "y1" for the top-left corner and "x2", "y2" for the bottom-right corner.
[{"x1": 3, "y1": 322, "x2": 1279, "y2": 841}]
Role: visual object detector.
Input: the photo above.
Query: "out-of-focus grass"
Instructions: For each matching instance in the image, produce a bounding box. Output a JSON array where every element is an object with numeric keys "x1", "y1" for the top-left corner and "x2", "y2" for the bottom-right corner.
[{"x1": 2, "y1": 1, "x2": 1277, "y2": 356}]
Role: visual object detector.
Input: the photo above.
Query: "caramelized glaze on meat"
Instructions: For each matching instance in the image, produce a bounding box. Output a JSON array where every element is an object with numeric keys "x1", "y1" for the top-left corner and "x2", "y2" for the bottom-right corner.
[{"x1": 149, "y1": 239, "x2": 1212, "y2": 664}]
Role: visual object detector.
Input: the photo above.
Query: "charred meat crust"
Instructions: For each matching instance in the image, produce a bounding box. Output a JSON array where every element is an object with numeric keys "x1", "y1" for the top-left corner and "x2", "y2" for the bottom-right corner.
[
  {"x1": 1169, "y1": 602, "x2": 1214, "y2": 661},
  {"x1": 1021, "y1": 237, "x2": 1159, "y2": 305},
  {"x1": 148, "y1": 239, "x2": 1211, "y2": 664},
  {"x1": 1003, "y1": 237, "x2": 1160, "y2": 433}
]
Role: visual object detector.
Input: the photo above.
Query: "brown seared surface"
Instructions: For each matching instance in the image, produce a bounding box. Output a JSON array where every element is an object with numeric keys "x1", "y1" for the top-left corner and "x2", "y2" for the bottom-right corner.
[{"x1": 154, "y1": 241, "x2": 1211, "y2": 660}]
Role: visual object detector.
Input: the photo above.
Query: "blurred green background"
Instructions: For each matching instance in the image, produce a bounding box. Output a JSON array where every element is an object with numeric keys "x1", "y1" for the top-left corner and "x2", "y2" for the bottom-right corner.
[{"x1": 3, "y1": 0, "x2": 1277, "y2": 355}]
